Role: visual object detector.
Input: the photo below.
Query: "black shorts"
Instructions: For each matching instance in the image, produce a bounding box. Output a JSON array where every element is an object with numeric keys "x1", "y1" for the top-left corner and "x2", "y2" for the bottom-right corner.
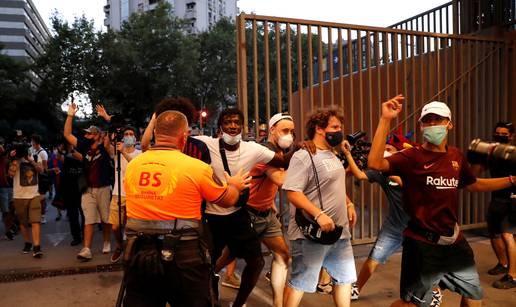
[
  {"x1": 123, "y1": 239, "x2": 212, "y2": 307},
  {"x1": 400, "y1": 236, "x2": 483, "y2": 306},
  {"x1": 206, "y1": 208, "x2": 262, "y2": 261},
  {"x1": 487, "y1": 199, "x2": 515, "y2": 236}
]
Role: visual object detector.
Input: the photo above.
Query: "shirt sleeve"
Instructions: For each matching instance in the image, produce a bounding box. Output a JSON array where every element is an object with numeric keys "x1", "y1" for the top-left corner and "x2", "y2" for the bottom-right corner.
[
  {"x1": 252, "y1": 142, "x2": 276, "y2": 165},
  {"x1": 198, "y1": 164, "x2": 228, "y2": 203},
  {"x1": 385, "y1": 148, "x2": 415, "y2": 177},
  {"x1": 365, "y1": 169, "x2": 384, "y2": 184},
  {"x1": 282, "y1": 150, "x2": 310, "y2": 192},
  {"x1": 458, "y1": 156, "x2": 477, "y2": 188},
  {"x1": 38, "y1": 150, "x2": 48, "y2": 162}
]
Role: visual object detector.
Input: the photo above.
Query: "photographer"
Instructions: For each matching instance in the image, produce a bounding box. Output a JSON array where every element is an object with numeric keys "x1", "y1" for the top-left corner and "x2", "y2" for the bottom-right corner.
[
  {"x1": 470, "y1": 122, "x2": 516, "y2": 289},
  {"x1": 96, "y1": 105, "x2": 142, "y2": 263},
  {"x1": 64, "y1": 103, "x2": 113, "y2": 261},
  {"x1": 9, "y1": 143, "x2": 45, "y2": 258}
]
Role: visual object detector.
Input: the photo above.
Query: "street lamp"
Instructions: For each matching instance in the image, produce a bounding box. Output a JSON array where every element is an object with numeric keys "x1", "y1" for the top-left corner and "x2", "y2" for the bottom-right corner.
[{"x1": 200, "y1": 110, "x2": 207, "y2": 135}]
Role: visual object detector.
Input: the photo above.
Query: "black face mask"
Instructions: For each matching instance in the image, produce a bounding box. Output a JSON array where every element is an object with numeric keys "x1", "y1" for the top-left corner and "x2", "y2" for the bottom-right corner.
[
  {"x1": 325, "y1": 131, "x2": 343, "y2": 147},
  {"x1": 493, "y1": 135, "x2": 509, "y2": 144}
]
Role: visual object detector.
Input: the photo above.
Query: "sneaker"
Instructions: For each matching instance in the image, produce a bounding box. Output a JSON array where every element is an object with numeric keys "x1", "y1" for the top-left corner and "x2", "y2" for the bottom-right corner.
[
  {"x1": 77, "y1": 247, "x2": 92, "y2": 261},
  {"x1": 102, "y1": 241, "x2": 111, "y2": 254},
  {"x1": 316, "y1": 282, "x2": 333, "y2": 294},
  {"x1": 55, "y1": 213, "x2": 62, "y2": 221},
  {"x1": 40, "y1": 215, "x2": 47, "y2": 224},
  {"x1": 32, "y1": 245, "x2": 43, "y2": 258},
  {"x1": 111, "y1": 247, "x2": 123, "y2": 263},
  {"x1": 429, "y1": 288, "x2": 443, "y2": 307},
  {"x1": 264, "y1": 271, "x2": 271, "y2": 283},
  {"x1": 492, "y1": 274, "x2": 516, "y2": 289},
  {"x1": 22, "y1": 242, "x2": 32, "y2": 254},
  {"x1": 5, "y1": 230, "x2": 14, "y2": 241},
  {"x1": 351, "y1": 283, "x2": 360, "y2": 300},
  {"x1": 221, "y1": 273, "x2": 241, "y2": 289},
  {"x1": 488, "y1": 263, "x2": 508, "y2": 275}
]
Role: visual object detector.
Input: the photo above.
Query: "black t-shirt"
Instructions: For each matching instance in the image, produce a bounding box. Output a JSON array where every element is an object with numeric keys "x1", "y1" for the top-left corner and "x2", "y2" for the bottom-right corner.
[
  {"x1": 365, "y1": 170, "x2": 408, "y2": 227},
  {"x1": 489, "y1": 163, "x2": 515, "y2": 200},
  {"x1": 61, "y1": 153, "x2": 84, "y2": 192}
]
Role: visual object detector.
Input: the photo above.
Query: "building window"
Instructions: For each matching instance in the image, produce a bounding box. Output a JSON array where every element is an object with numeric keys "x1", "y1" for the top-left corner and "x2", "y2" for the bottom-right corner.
[
  {"x1": 149, "y1": 0, "x2": 160, "y2": 4},
  {"x1": 186, "y1": 2, "x2": 196, "y2": 10}
]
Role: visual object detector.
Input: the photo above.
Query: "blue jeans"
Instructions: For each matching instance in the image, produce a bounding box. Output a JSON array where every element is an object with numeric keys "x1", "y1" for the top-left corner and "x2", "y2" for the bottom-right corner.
[
  {"x1": 0, "y1": 187, "x2": 13, "y2": 213},
  {"x1": 289, "y1": 239, "x2": 356, "y2": 293}
]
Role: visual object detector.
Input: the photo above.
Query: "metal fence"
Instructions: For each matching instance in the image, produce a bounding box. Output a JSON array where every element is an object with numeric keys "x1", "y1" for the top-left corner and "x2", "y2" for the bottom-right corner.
[{"x1": 236, "y1": 13, "x2": 512, "y2": 244}]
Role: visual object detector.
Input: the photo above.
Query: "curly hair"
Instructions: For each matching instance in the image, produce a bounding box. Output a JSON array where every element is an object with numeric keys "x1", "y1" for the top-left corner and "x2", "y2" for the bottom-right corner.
[
  {"x1": 154, "y1": 97, "x2": 197, "y2": 125},
  {"x1": 305, "y1": 109, "x2": 344, "y2": 140},
  {"x1": 217, "y1": 108, "x2": 244, "y2": 128}
]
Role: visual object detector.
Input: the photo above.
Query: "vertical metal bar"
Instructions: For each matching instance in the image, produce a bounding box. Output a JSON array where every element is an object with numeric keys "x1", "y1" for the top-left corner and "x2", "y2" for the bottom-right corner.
[
  {"x1": 466, "y1": 40, "x2": 472, "y2": 224},
  {"x1": 365, "y1": 30, "x2": 373, "y2": 238},
  {"x1": 286, "y1": 24, "x2": 293, "y2": 112},
  {"x1": 275, "y1": 22, "x2": 282, "y2": 113},
  {"x1": 433, "y1": 10, "x2": 437, "y2": 33},
  {"x1": 237, "y1": 15, "x2": 248, "y2": 128},
  {"x1": 338, "y1": 28, "x2": 344, "y2": 112},
  {"x1": 236, "y1": 15, "x2": 242, "y2": 110},
  {"x1": 453, "y1": 0, "x2": 459, "y2": 34},
  {"x1": 383, "y1": 32, "x2": 390, "y2": 99},
  {"x1": 458, "y1": 39, "x2": 465, "y2": 223},
  {"x1": 374, "y1": 31, "x2": 383, "y2": 226},
  {"x1": 393, "y1": 33, "x2": 399, "y2": 96},
  {"x1": 411, "y1": 34, "x2": 417, "y2": 138},
  {"x1": 252, "y1": 20, "x2": 259, "y2": 137},
  {"x1": 434, "y1": 36, "x2": 440, "y2": 97},
  {"x1": 419, "y1": 34, "x2": 425, "y2": 107},
  {"x1": 357, "y1": 30, "x2": 364, "y2": 130},
  {"x1": 347, "y1": 29, "x2": 354, "y2": 131},
  {"x1": 446, "y1": 6, "x2": 450, "y2": 34},
  {"x1": 308, "y1": 26, "x2": 314, "y2": 111},
  {"x1": 264, "y1": 21, "x2": 271, "y2": 121},
  {"x1": 451, "y1": 37, "x2": 456, "y2": 145},
  {"x1": 501, "y1": 45, "x2": 509, "y2": 118},
  {"x1": 439, "y1": 8, "x2": 443, "y2": 34},
  {"x1": 328, "y1": 28, "x2": 334, "y2": 107},
  {"x1": 401, "y1": 33, "x2": 408, "y2": 132},
  {"x1": 297, "y1": 24, "x2": 304, "y2": 138},
  {"x1": 494, "y1": 43, "x2": 500, "y2": 121},
  {"x1": 426, "y1": 36, "x2": 432, "y2": 101},
  {"x1": 318, "y1": 25, "x2": 324, "y2": 107}
]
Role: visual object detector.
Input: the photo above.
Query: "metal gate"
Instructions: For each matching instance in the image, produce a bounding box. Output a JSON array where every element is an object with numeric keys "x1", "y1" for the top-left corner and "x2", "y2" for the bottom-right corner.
[{"x1": 235, "y1": 4, "x2": 512, "y2": 243}]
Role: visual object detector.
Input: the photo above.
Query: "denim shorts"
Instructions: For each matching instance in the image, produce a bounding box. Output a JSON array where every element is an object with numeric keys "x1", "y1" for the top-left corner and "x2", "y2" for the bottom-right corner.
[
  {"x1": 289, "y1": 238, "x2": 356, "y2": 293},
  {"x1": 369, "y1": 220, "x2": 405, "y2": 264}
]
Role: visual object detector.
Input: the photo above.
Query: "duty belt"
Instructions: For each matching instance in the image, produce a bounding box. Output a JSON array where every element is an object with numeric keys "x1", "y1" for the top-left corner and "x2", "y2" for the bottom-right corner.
[{"x1": 126, "y1": 218, "x2": 201, "y2": 240}]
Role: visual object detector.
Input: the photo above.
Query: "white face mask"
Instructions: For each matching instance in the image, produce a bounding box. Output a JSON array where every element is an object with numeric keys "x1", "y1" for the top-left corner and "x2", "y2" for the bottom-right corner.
[
  {"x1": 383, "y1": 150, "x2": 392, "y2": 158},
  {"x1": 222, "y1": 132, "x2": 241, "y2": 145},
  {"x1": 277, "y1": 133, "x2": 293, "y2": 149}
]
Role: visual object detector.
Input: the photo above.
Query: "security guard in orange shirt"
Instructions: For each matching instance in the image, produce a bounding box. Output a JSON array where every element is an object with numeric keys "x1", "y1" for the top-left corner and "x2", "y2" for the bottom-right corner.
[{"x1": 121, "y1": 111, "x2": 251, "y2": 307}]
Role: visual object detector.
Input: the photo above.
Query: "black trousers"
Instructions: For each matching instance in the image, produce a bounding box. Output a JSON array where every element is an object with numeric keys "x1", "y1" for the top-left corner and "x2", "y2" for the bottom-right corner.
[
  {"x1": 123, "y1": 238, "x2": 212, "y2": 307},
  {"x1": 64, "y1": 190, "x2": 84, "y2": 241}
]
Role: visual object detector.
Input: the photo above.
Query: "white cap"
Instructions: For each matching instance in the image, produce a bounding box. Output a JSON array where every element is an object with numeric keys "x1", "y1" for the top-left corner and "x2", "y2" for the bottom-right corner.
[
  {"x1": 269, "y1": 113, "x2": 293, "y2": 129},
  {"x1": 419, "y1": 101, "x2": 451, "y2": 121}
]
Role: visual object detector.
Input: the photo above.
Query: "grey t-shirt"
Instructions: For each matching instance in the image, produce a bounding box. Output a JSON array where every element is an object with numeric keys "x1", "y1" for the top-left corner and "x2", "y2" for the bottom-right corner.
[{"x1": 283, "y1": 149, "x2": 351, "y2": 240}]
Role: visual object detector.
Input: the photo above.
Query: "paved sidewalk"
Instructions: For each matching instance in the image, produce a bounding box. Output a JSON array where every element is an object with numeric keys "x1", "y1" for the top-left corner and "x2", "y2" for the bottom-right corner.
[{"x1": 1, "y1": 232, "x2": 515, "y2": 306}]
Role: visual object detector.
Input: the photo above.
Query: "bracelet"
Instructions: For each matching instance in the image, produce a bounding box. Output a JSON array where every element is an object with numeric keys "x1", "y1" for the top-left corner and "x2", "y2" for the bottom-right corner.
[
  {"x1": 509, "y1": 176, "x2": 515, "y2": 186},
  {"x1": 314, "y1": 210, "x2": 326, "y2": 221}
]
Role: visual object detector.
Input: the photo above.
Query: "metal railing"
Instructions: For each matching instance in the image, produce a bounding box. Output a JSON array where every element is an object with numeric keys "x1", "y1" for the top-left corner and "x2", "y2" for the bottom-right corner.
[{"x1": 236, "y1": 13, "x2": 511, "y2": 244}]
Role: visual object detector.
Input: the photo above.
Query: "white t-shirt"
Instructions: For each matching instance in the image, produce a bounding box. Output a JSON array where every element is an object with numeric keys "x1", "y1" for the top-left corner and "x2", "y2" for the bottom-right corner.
[
  {"x1": 13, "y1": 158, "x2": 40, "y2": 199},
  {"x1": 113, "y1": 148, "x2": 141, "y2": 197},
  {"x1": 30, "y1": 147, "x2": 48, "y2": 165},
  {"x1": 194, "y1": 136, "x2": 275, "y2": 215}
]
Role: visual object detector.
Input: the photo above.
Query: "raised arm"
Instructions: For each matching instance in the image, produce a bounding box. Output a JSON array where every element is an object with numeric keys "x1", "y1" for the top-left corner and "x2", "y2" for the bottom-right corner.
[
  {"x1": 368, "y1": 95, "x2": 404, "y2": 172},
  {"x1": 141, "y1": 113, "x2": 156, "y2": 152},
  {"x1": 63, "y1": 103, "x2": 78, "y2": 147}
]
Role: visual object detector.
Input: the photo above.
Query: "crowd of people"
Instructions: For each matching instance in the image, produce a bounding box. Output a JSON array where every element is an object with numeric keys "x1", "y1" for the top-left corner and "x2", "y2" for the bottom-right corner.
[{"x1": 0, "y1": 95, "x2": 514, "y2": 307}]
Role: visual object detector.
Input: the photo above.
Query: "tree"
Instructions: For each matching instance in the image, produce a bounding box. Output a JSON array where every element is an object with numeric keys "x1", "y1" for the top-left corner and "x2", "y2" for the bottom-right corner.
[{"x1": 195, "y1": 18, "x2": 237, "y2": 126}]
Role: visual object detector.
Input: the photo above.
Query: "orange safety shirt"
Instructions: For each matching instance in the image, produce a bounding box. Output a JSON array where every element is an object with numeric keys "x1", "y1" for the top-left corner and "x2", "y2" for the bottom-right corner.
[{"x1": 124, "y1": 148, "x2": 227, "y2": 220}]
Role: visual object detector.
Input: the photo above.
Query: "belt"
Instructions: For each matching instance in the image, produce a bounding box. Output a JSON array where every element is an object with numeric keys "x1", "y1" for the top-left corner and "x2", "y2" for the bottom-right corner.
[
  {"x1": 247, "y1": 207, "x2": 271, "y2": 217},
  {"x1": 408, "y1": 221, "x2": 460, "y2": 245}
]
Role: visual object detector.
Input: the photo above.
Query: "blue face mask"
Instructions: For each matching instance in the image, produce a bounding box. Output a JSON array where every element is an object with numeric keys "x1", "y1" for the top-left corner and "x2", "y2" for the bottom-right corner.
[
  {"x1": 123, "y1": 135, "x2": 136, "y2": 147},
  {"x1": 422, "y1": 125, "x2": 448, "y2": 146}
]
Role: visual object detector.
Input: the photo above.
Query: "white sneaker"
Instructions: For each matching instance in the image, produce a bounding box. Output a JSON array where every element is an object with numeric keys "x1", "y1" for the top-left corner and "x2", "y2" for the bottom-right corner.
[
  {"x1": 77, "y1": 247, "x2": 92, "y2": 261},
  {"x1": 40, "y1": 215, "x2": 47, "y2": 224},
  {"x1": 102, "y1": 241, "x2": 111, "y2": 254}
]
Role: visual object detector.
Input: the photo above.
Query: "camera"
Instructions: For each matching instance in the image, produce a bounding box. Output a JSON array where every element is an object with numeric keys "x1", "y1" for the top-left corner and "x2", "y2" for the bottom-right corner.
[
  {"x1": 108, "y1": 114, "x2": 128, "y2": 142},
  {"x1": 339, "y1": 130, "x2": 371, "y2": 170},
  {"x1": 467, "y1": 139, "x2": 516, "y2": 172}
]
